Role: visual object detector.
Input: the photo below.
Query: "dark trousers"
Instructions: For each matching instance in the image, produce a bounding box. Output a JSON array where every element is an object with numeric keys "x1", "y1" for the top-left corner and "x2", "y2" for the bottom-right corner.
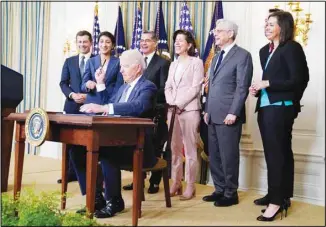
[
  {"x1": 149, "y1": 108, "x2": 168, "y2": 185},
  {"x1": 66, "y1": 145, "x2": 77, "y2": 179},
  {"x1": 258, "y1": 105, "x2": 295, "y2": 205},
  {"x1": 208, "y1": 121, "x2": 242, "y2": 198},
  {"x1": 70, "y1": 146, "x2": 129, "y2": 199},
  {"x1": 70, "y1": 146, "x2": 103, "y2": 196},
  {"x1": 71, "y1": 128, "x2": 157, "y2": 200},
  {"x1": 200, "y1": 116, "x2": 209, "y2": 156}
]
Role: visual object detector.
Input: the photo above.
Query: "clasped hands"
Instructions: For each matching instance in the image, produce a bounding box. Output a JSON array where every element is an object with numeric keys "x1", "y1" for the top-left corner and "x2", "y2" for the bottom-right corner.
[
  {"x1": 71, "y1": 93, "x2": 86, "y2": 104},
  {"x1": 249, "y1": 80, "x2": 269, "y2": 96}
]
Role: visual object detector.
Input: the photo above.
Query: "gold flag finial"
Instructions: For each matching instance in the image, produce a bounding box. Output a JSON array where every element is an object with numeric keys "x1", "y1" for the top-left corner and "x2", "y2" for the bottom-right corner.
[{"x1": 94, "y1": 2, "x2": 99, "y2": 16}]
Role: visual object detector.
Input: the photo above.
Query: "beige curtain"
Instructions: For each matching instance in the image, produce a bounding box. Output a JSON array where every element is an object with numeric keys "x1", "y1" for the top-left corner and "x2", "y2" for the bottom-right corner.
[{"x1": 2, "y1": 2, "x2": 51, "y2": 154}]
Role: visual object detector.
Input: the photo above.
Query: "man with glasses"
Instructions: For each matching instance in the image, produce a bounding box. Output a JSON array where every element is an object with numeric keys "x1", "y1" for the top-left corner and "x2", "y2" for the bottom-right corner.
[
  {"x1": 122, "y1": 31, "x2": 170, "y2": 194},
  {"x1": 202, "y1": 19, "x2": 253, "y2": 207}
]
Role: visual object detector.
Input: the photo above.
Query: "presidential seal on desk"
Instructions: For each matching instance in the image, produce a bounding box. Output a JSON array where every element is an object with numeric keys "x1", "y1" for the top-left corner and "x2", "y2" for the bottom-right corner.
[{"x1": 25, "y1": 108, "x2": 49, "y2": 146}]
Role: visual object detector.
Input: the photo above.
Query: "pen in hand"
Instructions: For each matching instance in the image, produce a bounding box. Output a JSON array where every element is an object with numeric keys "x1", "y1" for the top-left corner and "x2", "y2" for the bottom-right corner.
[{"x1": 100, "y1": 59, "x2": 107, "y2": 72}]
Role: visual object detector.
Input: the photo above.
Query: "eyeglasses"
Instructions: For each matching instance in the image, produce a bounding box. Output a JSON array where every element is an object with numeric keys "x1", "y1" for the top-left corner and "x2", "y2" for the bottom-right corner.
[
  {"x1": 140, "y1": 39, "x2": 154, "y2": 43},
  {"x1": 214, "y1": 29, "x2": 229, "y2": 33}
]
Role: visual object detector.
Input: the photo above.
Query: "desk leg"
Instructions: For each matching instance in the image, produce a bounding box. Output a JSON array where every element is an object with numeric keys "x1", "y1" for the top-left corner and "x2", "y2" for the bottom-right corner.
[
  {"x1": 86, "y1": 150, "x2": 99, "y2": 219},
  {"x1": 132, "y1": 129, "x2": 144, "y2": 226},
  {"x1": 1, "y1": 117, "x2": 14, "y2": 192},
  {"x1": 13, "y1": 123, "x2": 25, "y2": 200},
  {"x1": 61, "y1": 143, "x2": 68, "y2": 209}
]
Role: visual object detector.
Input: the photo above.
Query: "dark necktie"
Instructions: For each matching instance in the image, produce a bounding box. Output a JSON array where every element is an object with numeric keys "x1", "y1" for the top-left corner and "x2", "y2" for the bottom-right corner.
[
  {"x1": 214, "y1": 50, "x2": 225, "y2": 74},
  {"x1": 79, "y1": 55, "x2": 85, "y2": 77},
  {"x1": 118, "y1": 84, "x2": 131, "y2": 103},
  {"x1": 144, "y1": 56, "x2": 148, "y2": 68}
]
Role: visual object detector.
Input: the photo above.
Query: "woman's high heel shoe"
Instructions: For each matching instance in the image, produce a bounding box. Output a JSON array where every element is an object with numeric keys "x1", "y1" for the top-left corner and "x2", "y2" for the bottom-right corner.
[
  {"x1": 170, "y1": 183, "x2": 182, "y2": 197},
  {"x1": 261, "y1": 198, "x2": 290, "y2": 213},
  {"x1": 257, "y1": 207, "x2": 284, "y2": 221},
  {"x1": 180, "y1": 189, "x2": 196, "y2": 201},
  {"x1": 179, "y1": 184, "x2": 196, "y2": 201},
  {"x1": 257, "y1": 201, "x2": 289, "y2": 222}
]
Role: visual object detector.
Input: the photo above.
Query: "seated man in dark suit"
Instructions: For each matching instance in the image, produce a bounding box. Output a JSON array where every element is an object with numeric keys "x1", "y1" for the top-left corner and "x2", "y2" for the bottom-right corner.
[
  {"x1": 74, "y1": 49, "x2": 158, "y2": 218},
  {"x1": 123, "y1": 30, "x2": 170, "y2": 194}
]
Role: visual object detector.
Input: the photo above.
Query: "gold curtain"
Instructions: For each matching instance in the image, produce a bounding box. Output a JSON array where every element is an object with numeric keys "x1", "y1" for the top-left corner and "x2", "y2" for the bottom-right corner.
[{"x1": 121, "y1": 1, "x2": 216, "y2": 57}]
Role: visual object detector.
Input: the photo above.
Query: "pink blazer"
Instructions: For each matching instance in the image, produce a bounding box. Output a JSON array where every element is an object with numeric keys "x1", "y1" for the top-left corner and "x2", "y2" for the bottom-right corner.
[{"x1": 165, "y1": 56, "x2": 204, "y2": 111}]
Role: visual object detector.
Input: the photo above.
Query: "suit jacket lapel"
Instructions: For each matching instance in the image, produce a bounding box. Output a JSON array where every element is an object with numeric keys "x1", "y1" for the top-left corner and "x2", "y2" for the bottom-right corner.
[
  {"x1": 174, "y1": 59, "x2": 192, "y2": 88},
  {"x1": 114, "y1": 83, "x2": 127, "y2": 103},
  {"x1": 104, "y1": 57, "x2": 116, "y2": 82},
  {"x1": 127, "y1": 76, "x2": 144, "y2": 102},
  {"x1": 75, "y1": 55, "x2": 82, "y2": 81},
  {"x1": 143, "y1": 54, "x2": 158, "y2": 80},
  {"x1": 94, "y1": 55, "x2": 101, "y2": 71},
  {"x1": 210, "y1": 55, "x2": 218, "y2": 80},
  {"x1": 215, "y1": 45, "x2": 238, "y2": 75},
  {"x1": 264, "y1": 46, "x2": 280, "y2": 72}
]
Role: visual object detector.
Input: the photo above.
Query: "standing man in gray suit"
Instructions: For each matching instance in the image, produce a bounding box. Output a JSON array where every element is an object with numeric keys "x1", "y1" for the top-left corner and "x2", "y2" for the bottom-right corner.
[{"x1": 202, "y1": 19, "x2": 253, "y2": 207}]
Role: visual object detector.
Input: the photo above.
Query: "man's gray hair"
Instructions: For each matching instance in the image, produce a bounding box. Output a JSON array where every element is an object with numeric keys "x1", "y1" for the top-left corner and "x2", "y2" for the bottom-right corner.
[
  {"x1": 216, "y1": 19, "x2": 238, "y2": 40},
  {"x1": 120, "y1": 49, "x2": 146, "y2": 71}
]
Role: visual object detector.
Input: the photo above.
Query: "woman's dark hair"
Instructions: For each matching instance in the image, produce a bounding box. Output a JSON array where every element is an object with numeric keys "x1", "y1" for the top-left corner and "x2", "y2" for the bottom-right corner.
[
  {"x1": 173, "y1": 29, "x2": 197, "y2": 56},
  {"x1": 268, "y1": 11, "x2": 295, "y2": 45},
  {"x1": 98, "y1": 31, "x2": 116, "y2": 46},
  {"x1": 268, "y1": 8, "x2": 282, "y2": 14}
]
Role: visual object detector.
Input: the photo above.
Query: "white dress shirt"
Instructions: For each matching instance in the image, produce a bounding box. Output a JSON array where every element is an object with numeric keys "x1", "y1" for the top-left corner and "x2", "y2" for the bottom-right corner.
[
  {"x1": 143, "y1": 51, "x2": 155, "y2": 67},
  {"x1": 69, "y1": 52, "x2": 92, "y2": 98},
  {"x1": 214, "y1": 40, "x2": 236, "y2": 69}
]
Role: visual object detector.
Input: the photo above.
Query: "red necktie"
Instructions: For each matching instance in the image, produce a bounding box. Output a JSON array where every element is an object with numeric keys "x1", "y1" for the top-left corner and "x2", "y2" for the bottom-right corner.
[{"x1": 269, "y1": 42, "x2": 274, "y2": 54}]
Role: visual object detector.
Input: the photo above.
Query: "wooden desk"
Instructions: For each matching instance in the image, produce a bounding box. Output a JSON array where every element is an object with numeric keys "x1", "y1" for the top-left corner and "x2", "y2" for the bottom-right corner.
[{"x1": 5, "y1": 113, "x2": 154, "y2": 226}]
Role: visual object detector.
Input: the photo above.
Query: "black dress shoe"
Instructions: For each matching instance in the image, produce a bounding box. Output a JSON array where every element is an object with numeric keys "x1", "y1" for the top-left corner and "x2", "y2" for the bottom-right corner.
[
  {"x1": 214, "y1": 195, "x2": 239, "y2": 207},
  {"x1": 57, "y1": 175, "x2": 78, "y2": 184},
  {"x1": 76, "y1": 191, "x2": 106, "y2": 214},
  {"x1": 122, "y1": 182, "x2": 145, "y2": 191},
  {"x1": 254, "y1": 194, "x2": 270, "y2": 206},
  {"x1": 147, "y1": 184, "x2": 159, "y2": 194},
  {"x1": 122, "y1": 183, "x2": 133, "y2": 190},
  {"x1": 94, "y1": 197, "x2": 125, "y2": 218},
  {"x1": 202, "y1": 192, "x2": 224, "y2": 202}
]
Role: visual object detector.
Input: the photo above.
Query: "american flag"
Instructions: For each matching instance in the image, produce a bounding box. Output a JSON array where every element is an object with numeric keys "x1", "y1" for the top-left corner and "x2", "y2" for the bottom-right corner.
[
  {"x1": 202, "y1": 1, "x2": 223, "y2": 94},
  {"x1": 92, "y1": 3, "x2": 101, "y2": 55},
  {"x1": 179, "y1": 1, "x2": 198, "y2": 56},
  {"x1": 155, "y1": 1, "x2": 170, "y2": 59},
  {"x1": 131, "y1": 2, "x2": 142, "y2": 50},
  {"x1": 199, "y1": 1, "x2": 224, "y2": 159},
  {"x1": 114, "y1": 4, "x2": 126, "y2": 56}
]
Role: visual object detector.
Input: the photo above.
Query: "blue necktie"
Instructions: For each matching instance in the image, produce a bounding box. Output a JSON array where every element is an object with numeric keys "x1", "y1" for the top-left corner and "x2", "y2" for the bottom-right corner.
[
  {"x1": 214, "y1": 50, "x2": 225, "y2": 74},
  {"x1": 118, "y1": 84, "x2": 131, "y2": 103}
]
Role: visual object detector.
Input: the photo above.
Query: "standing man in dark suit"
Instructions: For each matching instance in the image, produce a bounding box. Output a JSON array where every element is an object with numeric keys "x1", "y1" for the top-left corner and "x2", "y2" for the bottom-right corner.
[
  {"x1": 77, "y1": 49, "x2": 158, "y2": 218},
  {"x1": 122, "y1": 31, "x2": 170, "y2": 194},
  {"x1": 58, "y1": 30, "x2": 94, "y2": 184},
  {"x1": 202, "y1": 19, "x2": 253, "y2": 207}
]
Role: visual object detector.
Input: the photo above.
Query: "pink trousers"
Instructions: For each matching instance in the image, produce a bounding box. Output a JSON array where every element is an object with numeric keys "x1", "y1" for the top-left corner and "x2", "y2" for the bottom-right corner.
[{"x1": 167, "y1": 110, "x2": 200, "y2": 185}]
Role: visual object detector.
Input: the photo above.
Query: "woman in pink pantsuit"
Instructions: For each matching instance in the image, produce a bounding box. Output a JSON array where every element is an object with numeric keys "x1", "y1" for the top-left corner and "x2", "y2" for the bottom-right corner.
[{"x1": 165, "y1": 30, "x2": 204, "y2": 200}]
